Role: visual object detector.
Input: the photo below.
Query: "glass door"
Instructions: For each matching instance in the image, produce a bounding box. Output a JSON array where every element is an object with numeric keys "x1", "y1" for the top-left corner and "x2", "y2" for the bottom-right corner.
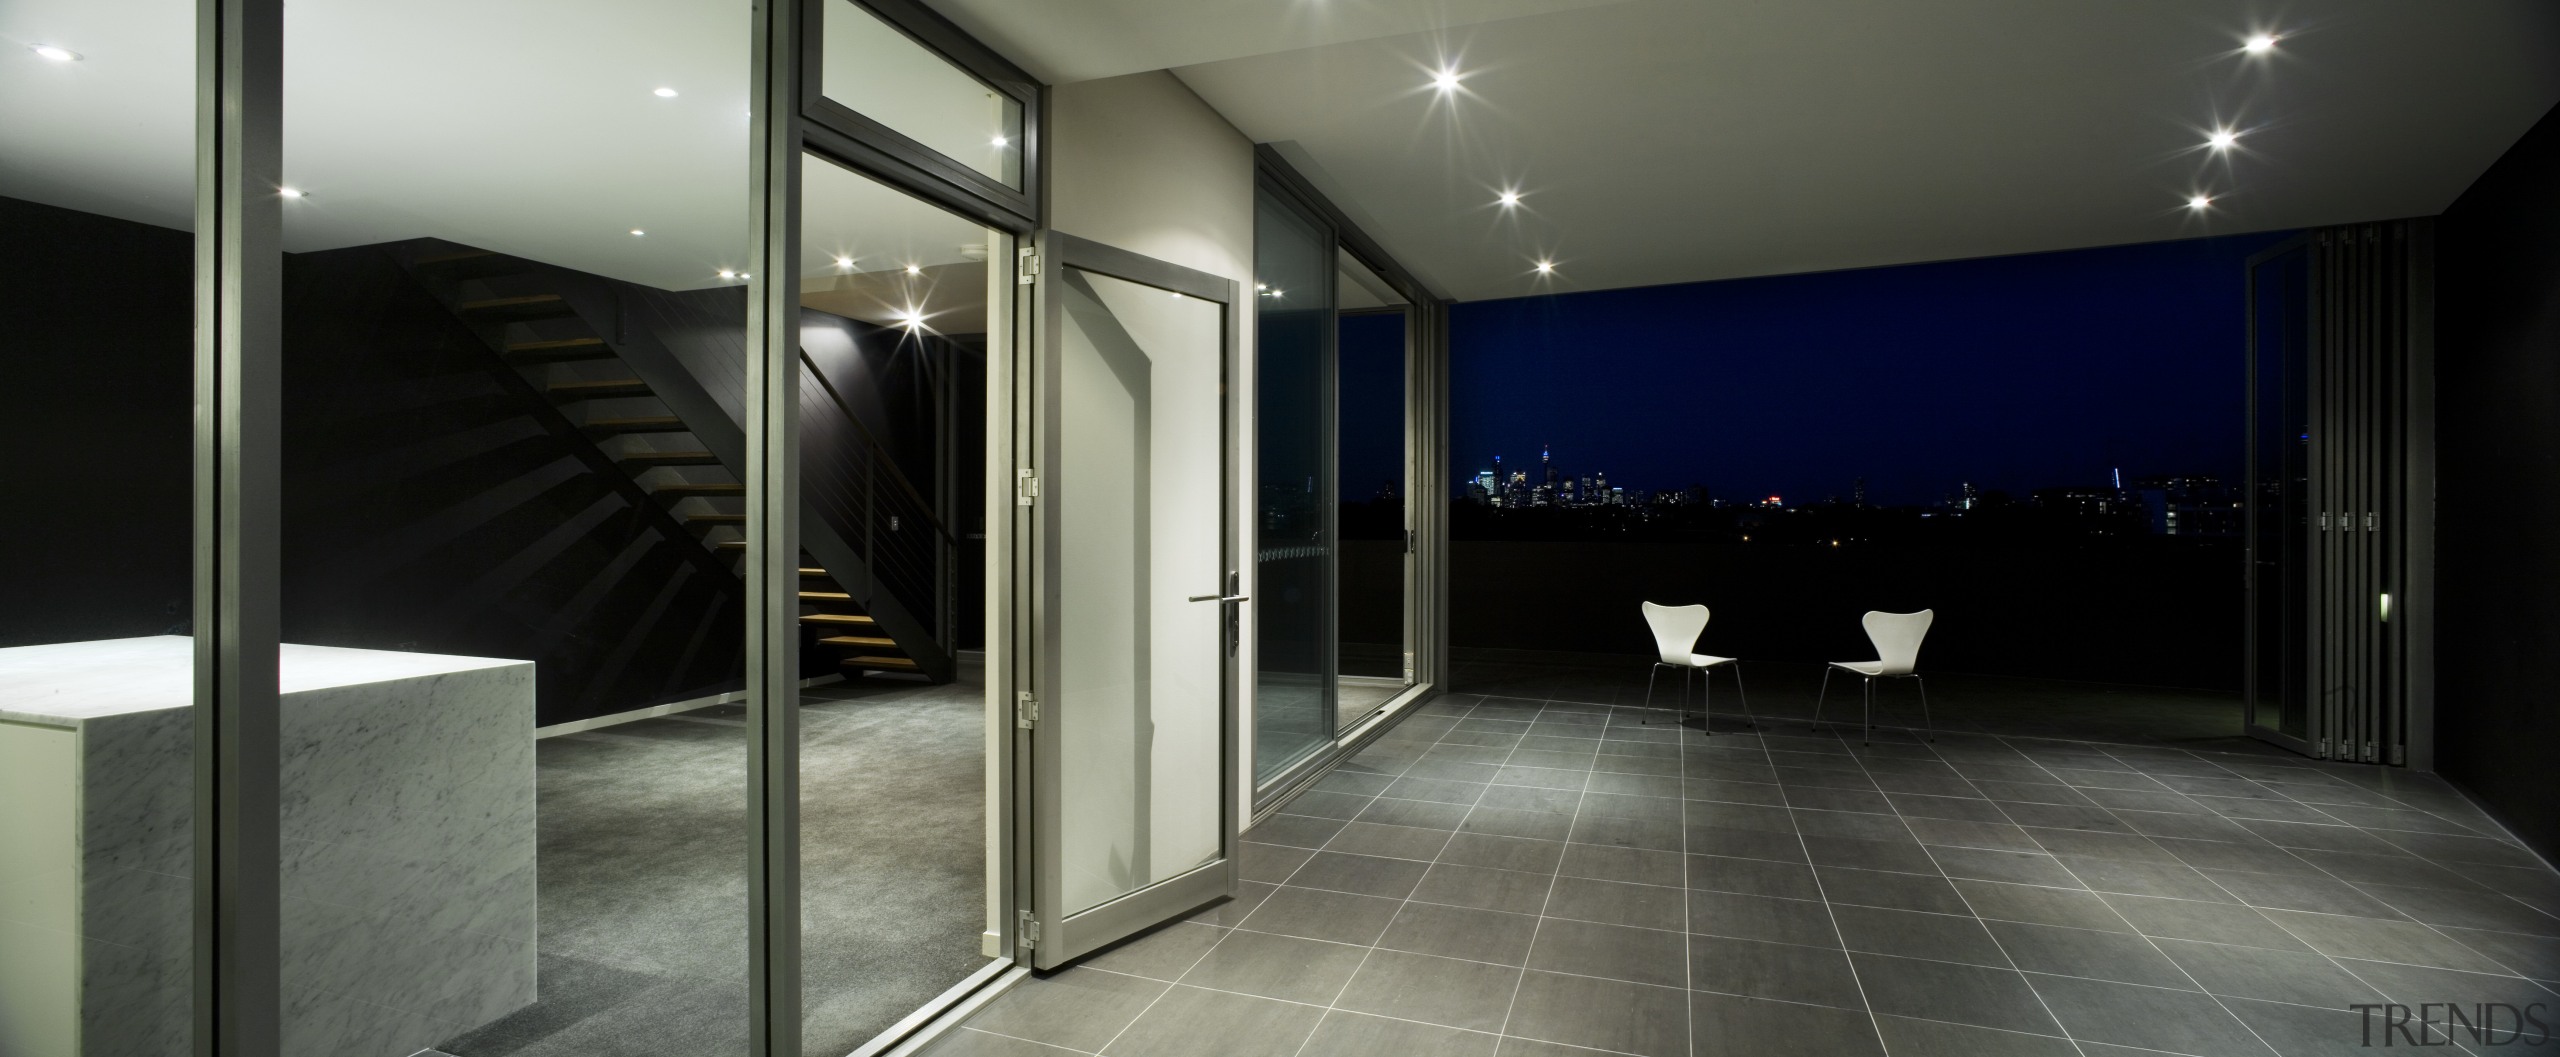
[
  {"x1": 1022, "y1": 232, "x2": 1238, "y2": 967},
  {"x1": 2245, "y1": 236, "x2": 2314, "y2": 755}
]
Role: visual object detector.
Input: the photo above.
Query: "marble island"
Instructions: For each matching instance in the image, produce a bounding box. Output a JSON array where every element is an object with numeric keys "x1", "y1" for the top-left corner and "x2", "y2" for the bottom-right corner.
[{"x1": 0, "y1": 636, "x2": 537, "y2": 1057}]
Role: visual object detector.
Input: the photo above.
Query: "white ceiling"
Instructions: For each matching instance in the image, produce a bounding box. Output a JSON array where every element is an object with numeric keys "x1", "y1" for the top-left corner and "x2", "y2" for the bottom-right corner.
[
  {"x1": 946, "y1": 0, "x2": 2560, "y2": 301},
  {"x1": 9, "y1": 1, "x2": 2555, "y2": 302},
  {"x1": 1169, "y1": 0, "x2": 2560, "y2": 300}
]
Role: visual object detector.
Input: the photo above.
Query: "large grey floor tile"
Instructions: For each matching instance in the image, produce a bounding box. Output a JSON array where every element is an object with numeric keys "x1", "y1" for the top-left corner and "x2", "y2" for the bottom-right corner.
[
  {"x1": 2098, "y1": 892, "x2": 2313, "y2": 951},
  {"x1": 1831, "y1": 903, "x2": 2011, "y2": 967},
  {"x1": 1288, "y1": 851, "x2": 1430, "y2": 899},
  {"x1": 1817, "y1": 866, "x2": 1971, "y2": 915},
  {"x1": 1545, "y1": 874, "x2": 1684, "y2": 931},
  {"x1": 1412, "y1": 863, "x2": 1555, "y2": 915},
  {"x1": 1236, "y1": 886, "x2": 1406, "y2": 945},
  {"x1": 1334, "y1": 948, "x2": 1523, "y2": 1033},
  {"x1": 1850, "y1": 953, "x2": 2060, "y2": 1034},
  {"x1": 1691, "y1": 992, "x2": 1884, "y2": 1057},
  {"x1": 2259, "y1": 909, "x2": 2510, "y2": 973},
  {"x1": 1526, "y1": 917, "x2": 1687, "y2": 987},
  {"x1": 1687, "y1": 889, "x2": 1841, "y2": 946},
  {"x1": 1301, "y1": 1011, "x2": 1500, "y2": 1057},
  {"x1": 1176, "y1": 930, "x2": 1368, "y2": 1005},
  {"x1": 1378, "y1": 901, "x2": 1541, "y2": 965},
  {"x1": 1080, "y1": 921, "x2": 1225, "y2": 981},
  {"x1": 914, "y1": 1027, "x2": 1088, "y2": 1057},
  {"x1": 1100, "y1": 984, "x2": 1324, "y2": 1057},
  {"x1": 2024, "y1": 974, "x2": 2273, "y2": 1057},
  {"x1": 1871, "y1": 1016, "x2": 2078, "y2": 1057},
  {"x1": 963, "y1": 970, "x2": 1167, "y2": 1052},
  {"x1": 2152, "y1": 937, "x2": 2384, "y2": 1006},
  {"x1": 1505, "y1": 971, "x2": 1690, "y2": 1057},
  {"x1": 1954, "y1": 879, "x2": 2132, "y2": 932},
  {"x1": 1687, "y1": 854, "x2": 1821, "y2": 900},
  {"x1": 1984, "y1": 920, "x2": 2193, "y2": 988},
  {"x1": 1687, "y1": 934, "x2": 1865, "y2": 1009}
]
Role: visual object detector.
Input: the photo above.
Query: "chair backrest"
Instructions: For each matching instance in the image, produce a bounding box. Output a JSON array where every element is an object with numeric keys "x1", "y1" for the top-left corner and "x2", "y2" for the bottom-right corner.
[
  {"x1": 1640, "y1": 602, "x2": 1710, "y2": 665},
  {"x1": 1861, "y1": 610, "x2": 1934, "y2": 676}
]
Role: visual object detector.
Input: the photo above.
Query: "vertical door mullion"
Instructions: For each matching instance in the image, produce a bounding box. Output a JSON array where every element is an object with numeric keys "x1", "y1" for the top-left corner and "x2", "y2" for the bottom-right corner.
[
  {"x1": 2310, "y1": 235, "x2": 2333, "y2": 758},
  {"x1": 747, "y1": 0, "x2": 803, "y2": 1050},
  {"x1": 194, "y1": 0, "x2": 283, "y2": 1052}
]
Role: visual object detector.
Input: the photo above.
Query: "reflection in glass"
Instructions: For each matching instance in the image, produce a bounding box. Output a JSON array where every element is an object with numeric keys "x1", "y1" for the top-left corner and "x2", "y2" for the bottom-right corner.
[
  {"x1": 2248, "y1": 247, "x2": 2312, "y2": 742},
  {"x1": 797, "y1": 153, "x2": 1004, "y2": 1053},
  {"x1": 1336, "y1": 250, "x2": 1411, "y2": 728},
  {"x1": 1253, "y1": 189, "x2": 1336, "y2": 782},
  {"x1": 822, "y1": 0, "x2": 1024, "y2": 188},
  {"x1": 280, "y1": 3, "x2": 752, "y2": 1052},
  {"x1": 0, "y1": 6, "x2": 197, "y2": 1053},
  {"x1": 1053, "y1": 267, "x2": 1228, "y2": 917}
]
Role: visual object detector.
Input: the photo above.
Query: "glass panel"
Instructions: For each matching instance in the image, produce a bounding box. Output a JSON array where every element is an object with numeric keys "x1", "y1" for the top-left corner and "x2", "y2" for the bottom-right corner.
[
  {"x1": 796, "y1": 152, "x2": 1004, "y2": 1052},
  {"x1": 282, "y1": 5, "x2": 751, "y2": 1052},
  {"x1": 1252, "y1": 190, "x2": 1335, "y2": 782},
  {"x1": 0, "y1": 6, "x2": 196, "y2": 1054},
  {"x1": 2250, "y1": 247, "x2": 2312, "y2": 741},
  {"x1": 1336, "y1": 250, "x2": 1410, "y2": 728},
  {"x1": 1053, "y1": 266, "x2": 1225, "y2": 918},
  {"x1": 822, "y1": 0, "x2": 1023, "y2": 189}
]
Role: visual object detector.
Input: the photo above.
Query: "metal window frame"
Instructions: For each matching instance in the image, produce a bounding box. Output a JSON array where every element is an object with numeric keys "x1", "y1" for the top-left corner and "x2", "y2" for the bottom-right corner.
[
  {"x1": 1249, "y1": 147, "x2": 1452, "y2": 809},
  {"x1": 193, "y1": 0, "x2": 283, "y2": 1051},
  {"x1": 193, "y1": 0, "x2": 1044, "y2": 1053}
]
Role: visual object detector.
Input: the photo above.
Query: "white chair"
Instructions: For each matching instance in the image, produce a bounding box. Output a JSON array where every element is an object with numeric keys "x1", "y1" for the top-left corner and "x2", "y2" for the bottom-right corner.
[
  {"x1": 1639, "y1": 602, "x2": 1753, "y2": 729},
  {"x1": 1812, "y1": 610, "x2": 1934, "y2": 744}
]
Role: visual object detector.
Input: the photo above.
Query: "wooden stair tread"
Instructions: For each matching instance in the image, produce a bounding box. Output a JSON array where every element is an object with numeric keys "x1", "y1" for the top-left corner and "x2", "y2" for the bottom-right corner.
[
  {"x1": 799, "y1": 590, "x2": 853, "y2": 601},
  {"x1": 715, "y1": 540, "x2": 746, "y2": 550},
  {"x1": 799, "y1": 613, "x2": 878, "y2": 627},
  {"x1": 586, "y1": 415, "x2": 686, "y2": 433},
  {"x1": 799, "y1": 566, "x2": 828, "y2": 576},
  {"x1": 816, "y1": 635, "x2": 897, "y2": 649},
  {"x1": 458, "y1": 294, "x2": 573, "y2": 320},
  {"x1": 550, "y1": 378, "x2": 650, "y2": 397},
  {"x1": 618, "y1": 450, "x2": 721, "y2": 468},
  {"x1": 507, "y1": 337, "x2": 614, "y2": 362}
]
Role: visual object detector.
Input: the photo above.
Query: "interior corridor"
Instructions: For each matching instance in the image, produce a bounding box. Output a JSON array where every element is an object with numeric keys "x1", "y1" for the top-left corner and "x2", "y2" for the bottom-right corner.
[{"x1": 920, "y1": 695, "x2": 2559, "y2": 1057}]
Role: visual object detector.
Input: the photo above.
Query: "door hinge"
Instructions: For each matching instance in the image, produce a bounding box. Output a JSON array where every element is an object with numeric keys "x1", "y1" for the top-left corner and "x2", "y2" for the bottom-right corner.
[
  {"x1": 2364, "y1": 512, "x2": 2376, "y2": 531},
  {"x1": 2318, "y1": 512, "x2": 2331, "y2": 531},
  {"x1": 1017, "y1": 910, "x2": 1040, "y2": 949},
  {"x1": 1017, "y1": 469, "x2": 1040, "y2": 505},
  {"x1": 1015, "y1": 690, "x2": 1040, "y2": 729},
  {"x1": 1018, "y1": 250, "x2": 1040, "y2": 285},
  {"x1": 2316, "y1": 737, "x2": 2331, "y2": 759}
]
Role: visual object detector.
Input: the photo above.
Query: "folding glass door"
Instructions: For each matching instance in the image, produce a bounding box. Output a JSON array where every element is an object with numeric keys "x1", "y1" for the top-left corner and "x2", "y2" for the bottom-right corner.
[{"x1": 1021, "y1": 232, "x2": 1240, "y2": 967}]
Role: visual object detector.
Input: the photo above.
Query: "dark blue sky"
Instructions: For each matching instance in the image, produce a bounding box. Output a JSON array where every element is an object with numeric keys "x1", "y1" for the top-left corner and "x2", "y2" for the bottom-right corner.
[{"x1": 1447, "y1": 232, "x2": 2295, "y2": 507}]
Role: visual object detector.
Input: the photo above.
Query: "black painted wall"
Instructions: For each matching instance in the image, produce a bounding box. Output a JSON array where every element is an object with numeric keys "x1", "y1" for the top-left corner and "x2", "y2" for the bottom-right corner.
[
  {"x1": 0, "y1": 196, "x2": 195, "y2": 646},
  {"x1": 2435, "y1": 102, "x2": 2560, "y2": 861},
  {"x1": 281, "y1": 244, "x2": 746, "y2": 725}
]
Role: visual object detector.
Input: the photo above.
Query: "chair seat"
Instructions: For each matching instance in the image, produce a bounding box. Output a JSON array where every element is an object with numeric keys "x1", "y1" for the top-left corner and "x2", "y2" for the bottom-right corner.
[
  {"x1": 1829, "y1": 660, "x2": 1888, "y2": 676},
  {"x1": 1672, "y1": 654, "x2": 1736, "y2": 669}
]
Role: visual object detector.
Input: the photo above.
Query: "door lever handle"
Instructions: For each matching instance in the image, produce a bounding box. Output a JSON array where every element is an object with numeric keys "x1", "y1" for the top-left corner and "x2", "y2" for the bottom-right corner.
[{"x1": 1187, "y1": 593, "x2": 1250, "y2": 603}]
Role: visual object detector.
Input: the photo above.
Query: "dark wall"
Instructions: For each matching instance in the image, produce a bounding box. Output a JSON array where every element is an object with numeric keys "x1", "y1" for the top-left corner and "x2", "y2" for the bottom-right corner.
[
  {"x1": 2434, "y1": 102, "x2": 2560, "y2": 861},
  {"x1": 281, "y1": 245, "x2": 745, "y2": 725},
  {"x1": 0, "y1": 196, "x2": 194, "y2": 646}
]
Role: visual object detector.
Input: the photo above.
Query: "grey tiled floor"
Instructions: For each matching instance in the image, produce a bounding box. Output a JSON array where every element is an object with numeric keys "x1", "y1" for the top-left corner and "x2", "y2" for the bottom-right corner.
[{"x1": 926, "y1": 694, "x2": 2559, "y2": 1057}]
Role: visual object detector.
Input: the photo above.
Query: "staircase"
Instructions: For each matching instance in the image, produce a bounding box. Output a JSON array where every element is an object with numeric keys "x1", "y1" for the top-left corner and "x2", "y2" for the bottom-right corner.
[{"x1": 402, "y1": 243, "x2": 954, "y2": 682}]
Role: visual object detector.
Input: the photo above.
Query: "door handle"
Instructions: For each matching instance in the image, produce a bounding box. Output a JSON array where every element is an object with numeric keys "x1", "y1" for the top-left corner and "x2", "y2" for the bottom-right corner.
[{"x1": 1187, "y1": 593, "x2": 1250, "y2": 603}]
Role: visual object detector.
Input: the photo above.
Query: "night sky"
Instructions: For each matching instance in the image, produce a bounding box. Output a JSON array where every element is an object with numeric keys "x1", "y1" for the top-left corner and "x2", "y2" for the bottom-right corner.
[{"x1": 1444, "y1": 232, "x2": 2296, "y2": 507}]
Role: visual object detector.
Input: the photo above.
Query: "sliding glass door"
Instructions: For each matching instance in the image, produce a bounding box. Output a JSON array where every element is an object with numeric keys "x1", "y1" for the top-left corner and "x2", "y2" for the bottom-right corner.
[{"x1": 1252, "y1": 189, "x2": 1338, "y2": 783}]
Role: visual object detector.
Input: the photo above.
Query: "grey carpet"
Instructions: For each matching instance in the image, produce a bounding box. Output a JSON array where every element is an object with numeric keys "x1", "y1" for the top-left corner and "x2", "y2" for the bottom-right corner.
[{"x1": 440, "y1": 670, "x2": 991, "y2": 1057}]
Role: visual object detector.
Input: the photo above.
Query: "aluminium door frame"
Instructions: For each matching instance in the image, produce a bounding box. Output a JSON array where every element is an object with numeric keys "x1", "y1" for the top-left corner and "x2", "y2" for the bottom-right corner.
[
  {"x1": 1248, "y1": 147, "x2": 1452, "y2": 811},
  {"x1": 2243, "y1": 233, "x2": 2315, "y2": 758},
  {"x1": 1018, "y1": 230, "x2": 1244, "y2": 969}
]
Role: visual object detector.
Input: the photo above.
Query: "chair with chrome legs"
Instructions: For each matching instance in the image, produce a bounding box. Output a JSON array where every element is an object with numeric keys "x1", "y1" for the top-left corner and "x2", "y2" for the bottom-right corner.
[
  {"x1": 1639, "y1": 602, "x2": 1752, "y2": 729},
  {"x1": 1812, "y1": 609, "x2": 1934, "y2": 745}
]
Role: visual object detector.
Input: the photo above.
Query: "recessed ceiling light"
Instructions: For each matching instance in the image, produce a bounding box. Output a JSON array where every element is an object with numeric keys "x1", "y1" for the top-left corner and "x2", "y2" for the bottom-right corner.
[
  {"x1": 653, "y1": 87, "x2": 678, "y2": 98},
  {"x1": 2187, "y1": 194, "x2": 2213, "y2": 210},
  {"x1": 905, "y1": 264, "x2": 922, "y2": 276},
  {"x1": 2244, "y1": 33, "x2": 2278, "y2": 54},
  {"x1": 1431, "y1": 69, "x2": 1462, "y2": 93},
  {"x1": 30, "y1": 43, "x2": 81, "y2": 62},
  {"x1": 2207, "y1": 129, "x2": 2239, "y2": 151},
  {"x1": 991, "y1": 134, "x2": 1008, "y2": 147},
  {"x1": 1534, "y1": 260, "x2": 1555, "y2": 274},
  {"x1": 718, "y1": 269, "x2": 736, "y2": 279},
  {"x1": 630, "y1": 229, "x2": 646, "y2": 236},
  {"x1": 1498, "y1": 190, "x2": 1522, "y2": 207},
  {"x1": 277, "y1": 187, "x2": 306, "y2": 199},
  {"x1": 834, "y1": 255, "x2": 854, "y2": 268}
]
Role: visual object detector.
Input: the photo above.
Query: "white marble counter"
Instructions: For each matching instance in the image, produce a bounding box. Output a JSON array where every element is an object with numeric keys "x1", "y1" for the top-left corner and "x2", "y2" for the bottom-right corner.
[{"x1": 0, "y1": 636, "x2": 537, "y2": 1057}]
